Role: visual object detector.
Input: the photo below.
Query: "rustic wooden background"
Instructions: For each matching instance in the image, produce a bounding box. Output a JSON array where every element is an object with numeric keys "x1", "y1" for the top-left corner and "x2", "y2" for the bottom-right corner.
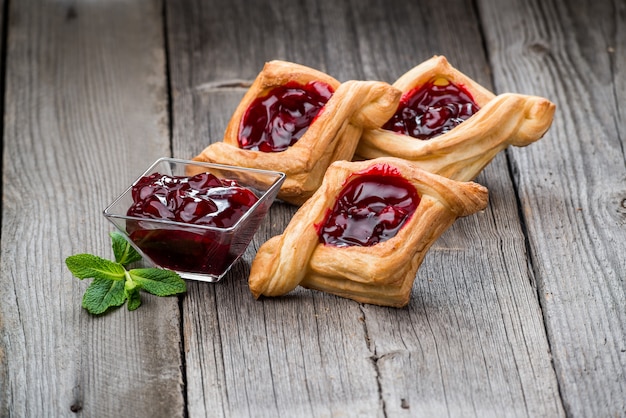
[{"x1": 0, "y1": 0, "x2": 624, "y2": 417}]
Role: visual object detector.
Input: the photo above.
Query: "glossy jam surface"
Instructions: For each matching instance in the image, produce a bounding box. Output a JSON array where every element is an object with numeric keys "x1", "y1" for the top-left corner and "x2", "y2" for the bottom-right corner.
[
  {"x1": 383, "y1": 78, "x2": 479, "y2": 140},
  {"x1": 126, "y1": 172, "x2": 260, "y2": 275},
  {"x1": 317, "y1": 164, "x2": 420, "y2": 247},
  {"x1": 127, "y1": 172, "x2": 258, "y2": 228},
  {"x1": 238, "y1": 81, "x2": 334, "y2": 152}
]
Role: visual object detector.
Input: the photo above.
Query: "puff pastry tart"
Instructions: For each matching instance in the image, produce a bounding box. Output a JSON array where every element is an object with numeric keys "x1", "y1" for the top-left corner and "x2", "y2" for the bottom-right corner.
[
  {"x1": 193, "y1": 60, "x2": 401, "y2": 205},
  {"x1": 248, "y1": 157, "x2": 488, "y2": 307},
  {"x1": 356, "y1": 56, "x2": 556, "y2": 181}
]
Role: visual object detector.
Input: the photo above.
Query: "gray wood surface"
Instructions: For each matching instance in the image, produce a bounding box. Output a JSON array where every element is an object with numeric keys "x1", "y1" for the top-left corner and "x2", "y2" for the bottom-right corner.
[
  {"x1": 0, "y1": 1, "x2": 184, "y2": 416},
  {"x1": 479, "y1": 0, "x2": 626, "y2": 416},
  {"x1": 0, "y1": 0, "x2": 624, "y2": 417}
]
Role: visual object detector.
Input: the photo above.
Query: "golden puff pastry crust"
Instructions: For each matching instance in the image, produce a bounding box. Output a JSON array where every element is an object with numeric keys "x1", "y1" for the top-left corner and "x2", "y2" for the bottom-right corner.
[
  {"x1": 193, "y1": 60, "x2": 401, "y2": 205},
  {"x1": 248, "y1": 157, "x2": 488, "y2": 307},
  {"x1": 356, "y1": 56, "x2": 556, "y2": 182}
]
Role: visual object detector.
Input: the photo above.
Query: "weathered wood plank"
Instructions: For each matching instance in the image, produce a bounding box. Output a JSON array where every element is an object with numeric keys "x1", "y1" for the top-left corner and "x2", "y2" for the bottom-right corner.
[
  {"x1": 167, "y1": 1, "x2": 385, "y2": 415},
  {"x1": 0, "y1": 1, "x2": 184, "y2": 416},
  {"x1": 168, "y1": 0, "x2": 564, "y2": 416},
  {"x1": 477, "y1": 0, "x2": 626, "y2": 416},
  {"x1": 348, "y1": 1, "x2": 564, "y2": 416},
  {"x1": 168, "y1": 2, "x2": 381, "y2": 416}
]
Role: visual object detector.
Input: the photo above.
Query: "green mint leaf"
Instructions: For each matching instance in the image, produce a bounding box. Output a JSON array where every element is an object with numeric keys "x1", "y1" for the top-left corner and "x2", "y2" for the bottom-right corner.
[
  {"x1": 66, "y1": 254, "x2": 126, "y2": 281},
  {"x1": 68, "y1": 234, "x2": 186, "y2": 315},
  {"x1": 110, "y1": 231, "x2": 142, "y2": 266},
  {"x1": 82, "y1": 277, "x2": 127, "y2": 315},
  {"x1": 129, "y1": 268, "x2": 186, "y2": 297}
]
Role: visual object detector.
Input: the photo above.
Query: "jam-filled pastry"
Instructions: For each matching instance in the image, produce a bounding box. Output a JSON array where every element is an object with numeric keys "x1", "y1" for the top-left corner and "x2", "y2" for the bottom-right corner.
[
  {"x1": 248, "y1": 157, "x2": 488, "y2": 307},
  {"x1": 193, "y1": 60, "x2": 401, "y2": 205},
  {"x1": 356, "y1": 56, "x2": 556, "y2": 181}
]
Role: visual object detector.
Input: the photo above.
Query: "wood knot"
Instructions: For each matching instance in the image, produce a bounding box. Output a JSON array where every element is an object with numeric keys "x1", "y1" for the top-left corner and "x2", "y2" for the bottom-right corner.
[
  {"x1": 70, "y1": 402, "x2": 82, "y2": 413},
  {"x1": 528, "y1": 42, "x2": 550, "y2": 56},
  {"x1": 613, "y1": 194, "x2": 626, "y2": 222},
  {"x1": 66, "y1": 6, "x2": 77, "y2": 21}
]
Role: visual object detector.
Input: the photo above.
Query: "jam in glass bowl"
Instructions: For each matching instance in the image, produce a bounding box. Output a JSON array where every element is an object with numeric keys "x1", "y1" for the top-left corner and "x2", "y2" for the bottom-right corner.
[{"x1": 103, "y1": 158, "x2": 285, "y2": 282}]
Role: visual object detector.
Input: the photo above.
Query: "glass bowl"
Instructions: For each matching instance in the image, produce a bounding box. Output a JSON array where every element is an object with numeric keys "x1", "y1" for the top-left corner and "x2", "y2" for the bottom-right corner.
[{"x1": 103, "y1": 158, "x2": 285, "y2": 282}]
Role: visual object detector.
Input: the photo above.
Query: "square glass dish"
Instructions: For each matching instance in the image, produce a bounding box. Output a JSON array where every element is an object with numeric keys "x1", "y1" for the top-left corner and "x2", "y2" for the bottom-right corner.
[{"x1": 104, "y1": 158, "x2": 285, "y2": 282}]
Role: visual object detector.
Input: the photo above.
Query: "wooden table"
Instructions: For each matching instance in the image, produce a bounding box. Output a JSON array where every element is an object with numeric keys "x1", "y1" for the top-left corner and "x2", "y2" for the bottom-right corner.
[{"x1": 1, "y1": 0, "x2": 624, "y2": 416}]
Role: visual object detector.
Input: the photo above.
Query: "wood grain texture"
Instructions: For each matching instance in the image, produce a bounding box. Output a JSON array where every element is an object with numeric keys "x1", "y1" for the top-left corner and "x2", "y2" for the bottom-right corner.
[
  {"x1": 167, "y1": 1, "x2": 385, "y2": 415},
  {"x1": 0, "y1": 1, "x2": 184, "y2": 416},
  {"x1": 168, "y1": 2, "x2": 384, "y2": 413},
  {"x1": 349, "y1": 3, "x2": 563, "y2": 415},
  {"x1": 477, "y1": 0, "x2": 626, "y2": 416},
  {"x1": 168, "y1": 0, "x2": 564, "y2": 416},
  {"x1": 3, "y1": 0, "x2": 620, "y2": 415}
]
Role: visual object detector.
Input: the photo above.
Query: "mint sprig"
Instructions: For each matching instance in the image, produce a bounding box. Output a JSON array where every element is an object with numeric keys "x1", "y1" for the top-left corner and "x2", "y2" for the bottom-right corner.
[{"x1": 66, "y1": 232, "x2": 186, "y2": 315}]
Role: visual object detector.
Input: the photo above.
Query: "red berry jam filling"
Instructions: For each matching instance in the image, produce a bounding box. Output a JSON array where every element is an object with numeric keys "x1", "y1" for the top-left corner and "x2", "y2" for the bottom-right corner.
[
  {"x1": 383, "y1": 78, "x2": 479, "y2": 140},
  {"x1": 125, "y1": 172, "x2": 260, "y2": 275},
  {"x1": 238, "y1": 80, "x2": 334, "y2": 152},
  {"x1": 317, "y1": 164, "x2": 420, "y2": 247}
]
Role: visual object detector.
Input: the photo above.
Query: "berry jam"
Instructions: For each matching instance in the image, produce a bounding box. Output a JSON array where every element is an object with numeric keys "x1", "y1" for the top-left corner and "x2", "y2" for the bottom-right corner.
[
  {"x1": 125, "y1": 172, "x2": 260, "y2": 275},
  {"x1": 383, "y1": 78, "x2": 479, "y2": 140},
  {"x1": 317, "y1": 164, "x2": 420, "y2": 247},
  {"x1": 238, "y1": 80, "x2": 334, "y2": 152}
]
